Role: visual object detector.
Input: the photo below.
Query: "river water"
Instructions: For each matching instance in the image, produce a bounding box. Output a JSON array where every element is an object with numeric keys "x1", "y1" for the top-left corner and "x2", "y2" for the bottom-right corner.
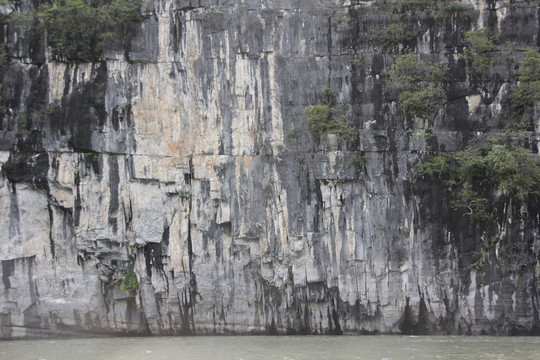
[{"x1": 1, "y1": 335, "x2": 540, "y2": 360}]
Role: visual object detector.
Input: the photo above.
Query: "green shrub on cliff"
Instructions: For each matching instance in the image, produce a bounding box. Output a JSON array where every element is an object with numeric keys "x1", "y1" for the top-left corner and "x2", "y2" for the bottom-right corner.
[
  {"x1": 304, "y1": 88, "x2": 356, "y2": 144},
  {"x1": 417, "y1": 150, "x2": 453, "y2": 179},
  {"x1": 462, "y1": 29, "x2": 495, "y2": 70},
  {"x1": 38, "y1": 0, "x2": 141, "y2": 61},
  {"x1": 120, "y1": 266, "x2": 139, "y2": 292},
  {"x1": 512, "y1": 49, "x2": 540, "y2": 115},
  {"x1": 441, "y1": 1, "x2": 469, "y2": 15},
  {"x1": 374, "y1": 0, "x2": 474, "y2": 19},
  {"x1": 374, "y1": 0, "x2": 433, "y2": 14},
  {"x1": 391, "y1": 52, "x2": 447, "y2": 88},
  {"x1": 419, "y1": 134, "x2": 540, "y2": 223},
  {"x1": 369, "y1": 22, "x2": 415, "y2": 53},
  {"x1": 399, "y1": 85, "x2": 446, "y2": 120},
  {"x1": 390, "y1": 53, "x2": 447, "y2": 121},
  {"x1": 39, "y1": 0, "x2": 106, "y2": 60}
]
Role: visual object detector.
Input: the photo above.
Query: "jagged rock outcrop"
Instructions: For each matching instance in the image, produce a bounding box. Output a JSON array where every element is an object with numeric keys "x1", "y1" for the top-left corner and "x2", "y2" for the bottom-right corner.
[{"x1": 1, "y1": 0, "x2": 540, "y2": 338}]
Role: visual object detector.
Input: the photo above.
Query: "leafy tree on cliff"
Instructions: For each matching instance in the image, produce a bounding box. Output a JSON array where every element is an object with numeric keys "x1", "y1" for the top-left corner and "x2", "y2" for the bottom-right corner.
[
  {"x1": 304, "y1": 88, "x2": 357, "y2": 145},
  {"x1": 38, "y1": 0, "x2": 141, "y2": 61},
  {"x1": 390, "y1": 52, "x2": 447, "y2": 122},
  {"x1": 512, "y1": 49, "x2": 540, "y2": 115},
  {"x1": 419, "y1": 133, "x2": 540, "y2": 224}
]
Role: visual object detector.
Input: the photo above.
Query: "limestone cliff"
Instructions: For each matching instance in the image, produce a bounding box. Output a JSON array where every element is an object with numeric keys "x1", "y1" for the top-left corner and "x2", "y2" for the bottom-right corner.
[{"x1": 1, "y1": 0, "x2": 540, "y2": 338}]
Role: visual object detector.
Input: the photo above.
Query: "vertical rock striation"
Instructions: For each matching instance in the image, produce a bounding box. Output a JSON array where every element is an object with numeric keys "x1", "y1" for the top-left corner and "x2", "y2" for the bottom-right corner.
[{"x1": 0, "y1": 0, "x2": 539, "y2": 337}]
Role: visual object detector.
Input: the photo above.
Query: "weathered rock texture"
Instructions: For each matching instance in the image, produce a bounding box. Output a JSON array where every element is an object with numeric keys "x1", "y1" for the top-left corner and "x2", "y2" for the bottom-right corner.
[{"x1": 1, "y1": 0, "x2": 540, "y2": 338}]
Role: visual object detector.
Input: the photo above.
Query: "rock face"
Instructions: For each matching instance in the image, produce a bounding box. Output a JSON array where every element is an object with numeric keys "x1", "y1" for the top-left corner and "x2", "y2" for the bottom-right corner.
[{"x1": 1, "y1": 0, "x2": 540, "y2": 338}]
